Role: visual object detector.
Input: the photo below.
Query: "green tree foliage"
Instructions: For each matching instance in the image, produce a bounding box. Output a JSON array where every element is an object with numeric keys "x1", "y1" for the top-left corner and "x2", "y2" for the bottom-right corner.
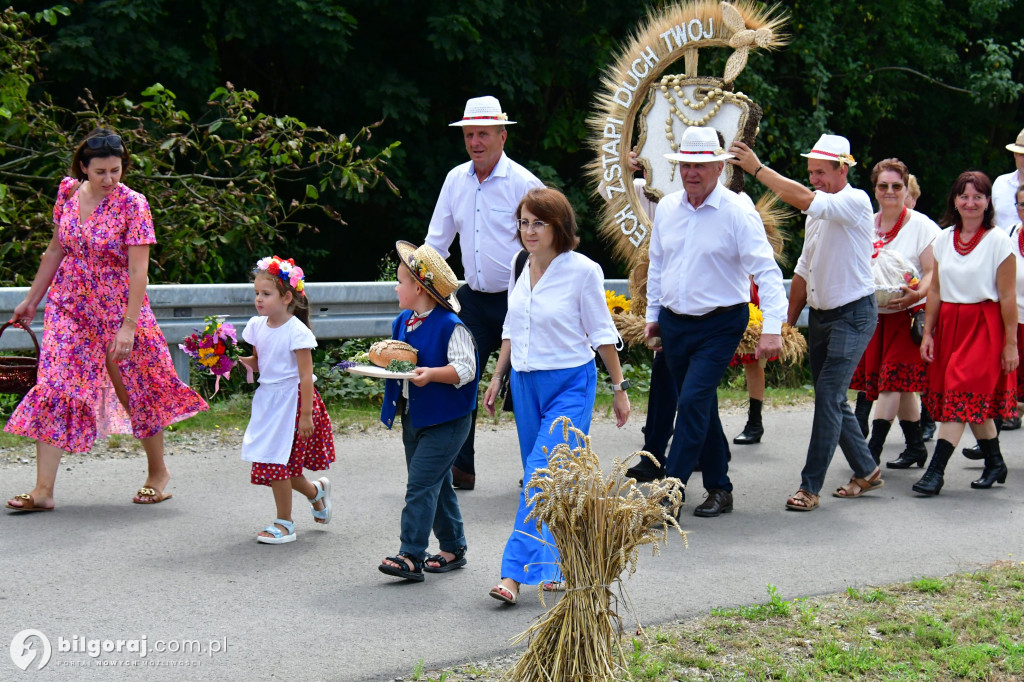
[
  {"x1": 3, "y1": 1, "x2": 1023, "y2": 281},
  {"x1": 0, "y1": 6, "x2": 399, "y2": 285}
]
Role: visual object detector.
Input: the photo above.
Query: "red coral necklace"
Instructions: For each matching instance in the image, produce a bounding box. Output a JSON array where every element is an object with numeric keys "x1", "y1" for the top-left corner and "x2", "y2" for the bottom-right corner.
[
  {"x1": 1017, "y1": 227, "x2": 1024, "y2": 258},
  {"x1": 953, "y1": 226, "x2": 985, "y2": 256},
  {"x1": 875, "y1": 207, "x2": 908, "y2": 246}
]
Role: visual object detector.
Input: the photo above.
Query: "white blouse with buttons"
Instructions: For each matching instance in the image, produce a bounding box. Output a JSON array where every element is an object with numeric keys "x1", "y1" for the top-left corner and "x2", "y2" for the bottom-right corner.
[{"x1": 502, "y1": 250, "x2": 621, "y2": 372}]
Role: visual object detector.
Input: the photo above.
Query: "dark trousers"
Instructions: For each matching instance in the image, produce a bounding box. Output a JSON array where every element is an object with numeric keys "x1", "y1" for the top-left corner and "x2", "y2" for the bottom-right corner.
[
  {"x1": 452, "y1": 285, "x2": 507, "y2": 475},
  {"x1": 800, "y1": 294, "x2": 878, "y2": 494},
  {"x1": 660, "y1": 305, "x2": 748, "y2": 492},
  {"x1": 643, "y1": 351, "x2": 677, "y2": 464}
]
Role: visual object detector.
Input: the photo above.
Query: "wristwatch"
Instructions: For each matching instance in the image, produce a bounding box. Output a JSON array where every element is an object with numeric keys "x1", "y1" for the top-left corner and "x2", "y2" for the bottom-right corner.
[{"x1": 612, "y1": 380, "x2": 631, "y2": 392}]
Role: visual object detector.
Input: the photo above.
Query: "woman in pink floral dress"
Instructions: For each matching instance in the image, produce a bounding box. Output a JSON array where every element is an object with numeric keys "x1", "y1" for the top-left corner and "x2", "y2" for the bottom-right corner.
[{"x1": 5, "y1": 128, "x2": 208, "y2": 512}]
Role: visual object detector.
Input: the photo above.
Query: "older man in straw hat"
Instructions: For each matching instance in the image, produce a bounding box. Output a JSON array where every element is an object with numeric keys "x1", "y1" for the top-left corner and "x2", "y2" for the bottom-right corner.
[
  {"x1": 731, "y1": 133, "x2": 883, "y2": 511},
  {"x1": 426, "y1": 96, "x2": 543, "y2": 491},
  {"x1": 993, "y1": 127, "x2": 1024, "y2": 232},
  {"x1": 645, "y1": 126, "x2": 786, "y2": 518}
]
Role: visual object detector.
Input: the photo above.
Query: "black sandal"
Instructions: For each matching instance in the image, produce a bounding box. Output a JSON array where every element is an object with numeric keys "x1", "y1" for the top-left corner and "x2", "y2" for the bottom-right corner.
[
  {"x1": 423, "y1": 546, "x2": 467, "y2": 573},
  {"x1": 378, "y1": 551, "x2": 424, "y2": 582}
]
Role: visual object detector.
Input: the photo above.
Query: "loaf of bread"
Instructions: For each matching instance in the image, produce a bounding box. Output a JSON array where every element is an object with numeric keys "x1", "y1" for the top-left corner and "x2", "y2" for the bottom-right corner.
[{"x1": 368, "y1": 340, "x2": 418, "y2": 367}]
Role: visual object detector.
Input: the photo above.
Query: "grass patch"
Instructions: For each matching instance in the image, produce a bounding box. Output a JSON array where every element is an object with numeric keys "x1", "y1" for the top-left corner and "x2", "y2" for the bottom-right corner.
[{"x1": 427, "y1": 562, "x2": 1024, "y2": 681}]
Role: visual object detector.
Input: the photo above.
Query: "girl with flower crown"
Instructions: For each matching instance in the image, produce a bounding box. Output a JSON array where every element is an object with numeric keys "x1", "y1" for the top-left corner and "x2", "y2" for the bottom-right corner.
[{"x1": 239, "y1": 256, "x2": 336, "y2": 544}]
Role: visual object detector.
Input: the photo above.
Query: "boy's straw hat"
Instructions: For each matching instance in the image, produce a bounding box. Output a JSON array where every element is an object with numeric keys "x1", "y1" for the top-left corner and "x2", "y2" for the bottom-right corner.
[{"x1": 396, "y1": 241, "x2": 461, "y2": 313}]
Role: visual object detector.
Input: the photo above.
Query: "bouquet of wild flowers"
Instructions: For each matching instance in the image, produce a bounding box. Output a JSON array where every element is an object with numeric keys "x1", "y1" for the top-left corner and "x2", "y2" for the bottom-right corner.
[{"x1": 179, "y1": 315, "x2": 242, "y2": 395}]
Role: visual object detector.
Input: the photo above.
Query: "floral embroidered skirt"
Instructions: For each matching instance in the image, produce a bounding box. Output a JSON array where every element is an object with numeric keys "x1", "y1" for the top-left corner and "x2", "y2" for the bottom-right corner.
[
  {"x1": 850, "y1": 308, "x2": 927, "y2": 400},
  {"x1": 923, "y1": 301, "x2": 1016, "y2": 423},
  {"x1": 251, "y1": 388, "x2": 335, "y2": 485}
]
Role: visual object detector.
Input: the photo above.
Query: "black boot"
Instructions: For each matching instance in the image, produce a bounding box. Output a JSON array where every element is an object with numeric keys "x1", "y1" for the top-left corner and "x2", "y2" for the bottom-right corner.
[
  {"x1": 971, "y1": 438, "x2": 1008, "y2": 489},
  {"x1": 887, "y1": 420, "x2": 928, "y2": 468},
  {"x1": 867, "y1": 419, "x2": 891, "y2": 464},
  {"x1": 733, "y1": 398, "x2": 764, "y2": 445},
  {"x1": 964, "y1": 417, "x2": 1002, "y2": 459},
  {"x1": 854, "y1": 392, "x2": 872, "y2": 438},
  {"x1": 913, "y1": 439, "x2": 954, "y2": 496},
  {"x1": 920, "y1": 401, "x2": 936, "y2": 441}
]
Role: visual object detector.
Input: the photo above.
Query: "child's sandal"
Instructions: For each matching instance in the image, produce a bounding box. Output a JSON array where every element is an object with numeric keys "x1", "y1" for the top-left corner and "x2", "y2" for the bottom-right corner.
[
  {"x1": 257, "y1": 518, "x2": 296, "y2": 544},
  {"x1": 310, "y1": 477, "x2": 331, "y2": 524}
]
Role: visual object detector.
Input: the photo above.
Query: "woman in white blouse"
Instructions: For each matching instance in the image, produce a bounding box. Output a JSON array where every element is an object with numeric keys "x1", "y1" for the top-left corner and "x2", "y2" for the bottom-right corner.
[
  {"x1": 915, "y1": 171, "x2": 1017, "y2": 495},
  {"x1": 482, "y1": 187, "x2": 629, "y2": 605},
  {"x1": 850, "y1": 159, "x2": 940, "y2": 470}
]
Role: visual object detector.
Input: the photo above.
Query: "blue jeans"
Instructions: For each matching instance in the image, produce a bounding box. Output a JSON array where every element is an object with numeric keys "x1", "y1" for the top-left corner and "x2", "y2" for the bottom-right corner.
[
  {"x1": 659, "y1": 305, "x2": 749, "y2": 492},
  {"x1": 501, "y1": 361, "x2": 596, "y2": 585},
  {"x1": 801, "y1": 294, "x2": 878, "y2": 494},
  {"x1": 399, "y1": 412, "x2": 472, "y2": 561}
]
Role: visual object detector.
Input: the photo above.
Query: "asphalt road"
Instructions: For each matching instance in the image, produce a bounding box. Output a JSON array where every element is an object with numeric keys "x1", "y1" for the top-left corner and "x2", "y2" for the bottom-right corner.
[{"x1": 2, "y1": 408, "x2": 1022, "y2": 681}]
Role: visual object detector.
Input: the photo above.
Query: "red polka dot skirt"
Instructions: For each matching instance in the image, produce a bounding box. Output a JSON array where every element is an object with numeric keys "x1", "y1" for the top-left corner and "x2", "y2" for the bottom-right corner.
[{"x1": 251, "y1": 388, "x2": 335, "y2": 486}]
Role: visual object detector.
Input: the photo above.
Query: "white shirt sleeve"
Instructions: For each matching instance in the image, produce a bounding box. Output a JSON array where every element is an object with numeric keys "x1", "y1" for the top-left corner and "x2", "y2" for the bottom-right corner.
[
  {"x1": 425, "y1": 169, "x2": 458, "y2": 259},
  {"x1": 447, "y1": 324, "x2": 477, "y2": 388},
  {"x1": 289, "y1": 318, "x2": 317, "y2": 350},
  {"x1": 804, "y1": 188, "x2": 864, "y2": 228},
  {"x1": 645, "y1": 210, "x2": 665, "y2": 323},
  {"x1": 578, "y1": 260, "x2": 622, "y2": 348}
]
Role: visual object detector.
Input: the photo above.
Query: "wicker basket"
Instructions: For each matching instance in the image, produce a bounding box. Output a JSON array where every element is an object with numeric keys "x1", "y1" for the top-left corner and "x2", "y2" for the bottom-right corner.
[{"x1": 0, "y1": 320, "x2": 39, "y2": 395}]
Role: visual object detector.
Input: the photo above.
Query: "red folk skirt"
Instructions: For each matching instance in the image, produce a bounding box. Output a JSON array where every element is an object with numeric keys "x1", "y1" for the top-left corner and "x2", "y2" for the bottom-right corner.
[
  {"x1": 849, "y1": 307, "x2": 927, "y2": 400},
  {"x1": 251, "y1": 388, "x2": 336, "y2": 486},
  {"x1": 923, "y1": 301, "x2": 1016, "y2": 423},
  {"x1": 1018, "y1": 324, "x2": 1024, "y2": 401}
]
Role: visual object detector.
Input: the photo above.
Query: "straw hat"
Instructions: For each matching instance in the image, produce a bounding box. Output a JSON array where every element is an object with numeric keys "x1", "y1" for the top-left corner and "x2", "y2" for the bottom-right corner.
[
  {"x1": 449, "y1": 96, "x2": 516, "y2": 127},
  {"x1": 664, "y1": 127, "x2": 734, "y2": 163},
  {"x1": 801, "y1": 134, "x2": 857, "y2": 167},
  {"x1": 395, "y1": 241, "x2": 461, "y2": 313},
  {"x1": 1006, "y1": 128, "x2": 1024, "y2": 154}
]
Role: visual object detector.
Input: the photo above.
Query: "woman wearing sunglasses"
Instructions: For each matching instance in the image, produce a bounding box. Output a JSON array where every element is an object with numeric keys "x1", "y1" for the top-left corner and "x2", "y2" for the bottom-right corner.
[
  {"x1": 848, "y1": 159, "x2": 941, "y2": 474},
  {"x1": 5, "y1": 128, "x2": 208, "y2": 512}
]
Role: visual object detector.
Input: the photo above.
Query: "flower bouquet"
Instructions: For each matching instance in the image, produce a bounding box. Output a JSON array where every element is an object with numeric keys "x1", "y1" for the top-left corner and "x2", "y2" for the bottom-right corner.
[{"x1": 179, "y1": 315, "x2": 242, "y2": 396}]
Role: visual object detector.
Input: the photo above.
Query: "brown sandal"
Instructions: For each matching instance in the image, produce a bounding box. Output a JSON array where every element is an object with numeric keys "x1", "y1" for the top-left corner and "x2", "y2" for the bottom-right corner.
[
  {"x1": 6, "y1": 493, "x2": 54, "y2": 512},
  {"x1": 833, "y1": 469, "x2": 884, "y2": 498},
  {"x1": 785, "y1": 489, "x2": 819, "y2": 511}
]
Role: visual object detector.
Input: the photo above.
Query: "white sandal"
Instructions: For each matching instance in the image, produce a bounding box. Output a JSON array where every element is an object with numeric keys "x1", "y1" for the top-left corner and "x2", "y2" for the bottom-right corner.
[
  {"x1": 257, "y1": 518, "x2": 296, "y2": 544},
  {"x1": 310, "y1": 477, "x2": 331, "y2": 524}
]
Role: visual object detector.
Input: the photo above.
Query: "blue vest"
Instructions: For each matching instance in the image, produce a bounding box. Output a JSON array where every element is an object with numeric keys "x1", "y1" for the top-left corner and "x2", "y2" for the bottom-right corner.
[{"x1": 380, "y1": 308, "x2": 479, "y2": 429}]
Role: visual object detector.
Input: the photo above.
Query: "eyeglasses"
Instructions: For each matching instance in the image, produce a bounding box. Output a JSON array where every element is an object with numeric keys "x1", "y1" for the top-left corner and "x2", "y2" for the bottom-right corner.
[
  {"x1": 876, "y1": 182, "x2": 905, "y2": 192},
  {"x1": 517, "y1": 219, "x2": 549, "y2": 232},
  {"x1": 1016, "y1": 201, "x2": 1024, "y2": 209},
  {"x1": 84, "y1": 134, "x2": 123, "y2": 151}
]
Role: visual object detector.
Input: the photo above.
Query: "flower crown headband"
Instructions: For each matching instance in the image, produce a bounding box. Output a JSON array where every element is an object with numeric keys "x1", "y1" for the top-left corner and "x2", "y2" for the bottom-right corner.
[{"x1": 254, "y1": 255, "x2": 305, "y2": 293}]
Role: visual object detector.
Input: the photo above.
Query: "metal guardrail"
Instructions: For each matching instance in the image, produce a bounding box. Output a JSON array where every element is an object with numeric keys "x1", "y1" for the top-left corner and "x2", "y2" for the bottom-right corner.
[{"x1": 0, "y1": 279, "x2": 805, "y2": 383}]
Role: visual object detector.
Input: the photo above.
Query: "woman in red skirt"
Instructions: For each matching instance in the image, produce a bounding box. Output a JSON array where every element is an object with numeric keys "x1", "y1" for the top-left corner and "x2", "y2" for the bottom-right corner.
[
  {"x1": 915, "y1": 171, "x2": 1017, "y2": 495},
  {"x1": 849, "y1": 159, "x2": 940, "y2": 469}
]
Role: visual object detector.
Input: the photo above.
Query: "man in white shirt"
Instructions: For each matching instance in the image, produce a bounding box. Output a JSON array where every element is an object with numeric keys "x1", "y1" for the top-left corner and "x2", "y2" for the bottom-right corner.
[
  {"x1": 645, "y1": 127, "x2": 786, "y2": 518},
  {"x1": 992, "y1": 128, "x2": 1024, "y2": 232},
  {"x1": 426, "y1": 96, "x2": 543, "y2": 490},
  {"x1": 730, "y1": 134, "x2": 883, "y2": 511}
]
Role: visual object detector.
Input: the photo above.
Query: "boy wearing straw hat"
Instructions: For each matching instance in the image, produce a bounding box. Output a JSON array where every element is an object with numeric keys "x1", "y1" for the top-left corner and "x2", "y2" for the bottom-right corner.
[
  {"x1": 378, "y1": 242, "x2": 479, "y2": 582},
  {"x1": 730, "y1": 133, "x2": 883, "y2": 511},
  {"x1": 426, "y1": 96, "x2": 543, "y2": 491},
  {"x1": 993, "y1": 127, "x2": 1024, "y2": 232}
]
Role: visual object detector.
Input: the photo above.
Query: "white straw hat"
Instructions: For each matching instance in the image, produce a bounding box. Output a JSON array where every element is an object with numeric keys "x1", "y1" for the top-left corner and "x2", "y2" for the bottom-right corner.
[
  {"x1": 801, "y1": 134, "x2": 857, "y2": 167},
  {"x1": 1006, "y1": 128, "x2": 1024, "y2": 154},
  {"x1": 663, "y1": 127, "x2": 734, "y2": 163},
  {"x1": 448, "y1": 96, "x2": 516, "y2": 127}
]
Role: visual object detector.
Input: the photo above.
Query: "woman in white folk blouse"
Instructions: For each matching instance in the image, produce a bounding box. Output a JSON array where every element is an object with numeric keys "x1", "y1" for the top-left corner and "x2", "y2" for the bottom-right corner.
[{"x1": 482, "y1": 187, "x2": 629, "y2": 605}]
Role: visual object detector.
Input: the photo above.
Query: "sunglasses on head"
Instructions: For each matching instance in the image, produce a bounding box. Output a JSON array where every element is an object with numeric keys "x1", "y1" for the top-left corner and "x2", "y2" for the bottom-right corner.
[{"x1": 84, "y1": 134, "x2": 123, "y2": 151}]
